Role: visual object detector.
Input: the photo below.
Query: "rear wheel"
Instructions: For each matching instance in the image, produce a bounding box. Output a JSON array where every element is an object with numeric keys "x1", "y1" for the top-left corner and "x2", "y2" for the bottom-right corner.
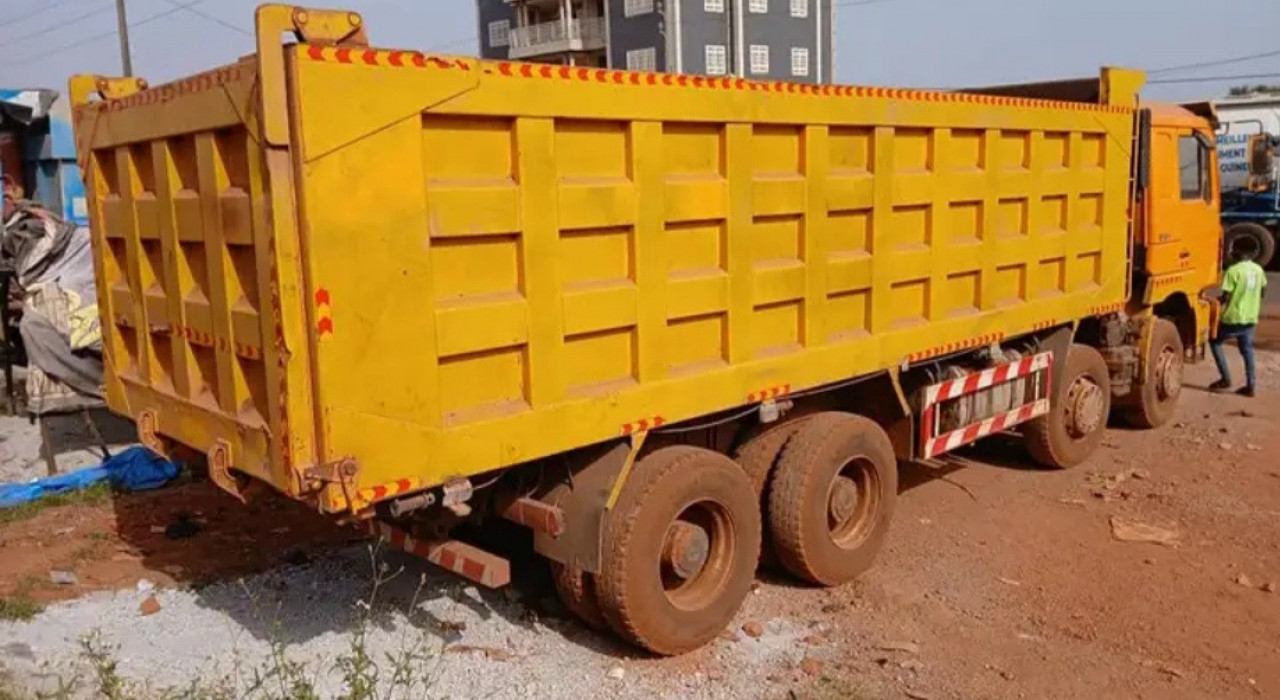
[
  {"x1": 1119, "y1": 318, "x2": 1184, "y2": 429},
  {"x1": 1024, "y1": 344, "x2": 1111, "y2": 469},
  {"x1": 1224, "y1": 222, "x2": 1276, "y2": 268},
  {"x1": 595, "y1": 446, "x2": 760, "y2": 656},
  {"x1": 766, "y1": 413, "x2": 898, "y2": 586},
  {"x1": 732, "y1": 414, "x2": 814, "y2": 566},
  {"x1": 549, "y1": 562, "x2": 606, "y2": 631}
]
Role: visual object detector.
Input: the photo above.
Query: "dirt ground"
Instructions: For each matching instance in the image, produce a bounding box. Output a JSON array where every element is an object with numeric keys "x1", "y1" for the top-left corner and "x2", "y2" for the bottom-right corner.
[{"x1": 1, "y1": 346, "x2": 1278, "y2": 699}]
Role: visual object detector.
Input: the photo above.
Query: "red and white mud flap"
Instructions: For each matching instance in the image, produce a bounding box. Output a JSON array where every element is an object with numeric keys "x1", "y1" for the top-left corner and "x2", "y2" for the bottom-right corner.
[
  {"x1": 362, "y1": 519, "x2": 512, "y2": 588},
  {"x1": 918, "y1": 352, "x2": 1054, "y2": 459}
]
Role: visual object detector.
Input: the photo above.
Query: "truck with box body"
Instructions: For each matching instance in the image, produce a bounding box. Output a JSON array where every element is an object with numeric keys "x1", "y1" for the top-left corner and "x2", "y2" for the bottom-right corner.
[
  {"x1": 1210, "y1": 93, "x2": 1280, "y2": 266},
  {"x1": 69, "y1": 5, "x2": 1222, "y2": 655}
]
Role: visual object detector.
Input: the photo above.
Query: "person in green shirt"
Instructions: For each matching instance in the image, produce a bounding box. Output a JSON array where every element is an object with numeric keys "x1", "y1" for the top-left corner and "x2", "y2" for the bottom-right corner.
[{"x1": 1210, "y1": 246, "x2": 1268, "y2": 397}]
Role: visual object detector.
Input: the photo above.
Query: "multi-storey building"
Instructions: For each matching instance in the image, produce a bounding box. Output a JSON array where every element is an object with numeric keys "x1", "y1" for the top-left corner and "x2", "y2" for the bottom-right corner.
[{"x1": 476, "y1": 0, "x2": 834, "y2": 83}]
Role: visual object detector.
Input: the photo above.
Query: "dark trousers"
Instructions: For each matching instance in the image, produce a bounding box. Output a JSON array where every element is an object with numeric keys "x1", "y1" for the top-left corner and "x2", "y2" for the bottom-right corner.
[{"x1": 1211, "y1": 323, "x2": 1257, "y2": 390}]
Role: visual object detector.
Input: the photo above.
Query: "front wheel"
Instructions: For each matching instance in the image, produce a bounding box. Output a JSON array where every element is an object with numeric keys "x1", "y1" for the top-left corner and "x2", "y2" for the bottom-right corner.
[
  {"x1": 1024, "y1": 344, "x2": 1111, "y2": 469},
  {"x1": 1118, "y1": 318, "x2": 1184, "y2": 429}
]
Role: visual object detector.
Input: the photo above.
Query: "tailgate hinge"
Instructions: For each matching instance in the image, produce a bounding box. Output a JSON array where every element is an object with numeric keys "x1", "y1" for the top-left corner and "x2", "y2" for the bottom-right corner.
[{"x1": 303, "y1": 458, "x2": 359, "y2": 487}]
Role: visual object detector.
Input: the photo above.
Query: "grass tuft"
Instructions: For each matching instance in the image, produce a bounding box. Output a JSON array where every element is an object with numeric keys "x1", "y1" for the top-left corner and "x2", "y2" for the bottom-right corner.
[{"x1": 0, "y1": 482, "x2": 114, "y2": 527}]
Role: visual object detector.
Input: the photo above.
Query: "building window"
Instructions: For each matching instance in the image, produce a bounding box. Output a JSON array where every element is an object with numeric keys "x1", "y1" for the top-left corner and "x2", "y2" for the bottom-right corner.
[
  {"x1": 750, "y1": 44, "x2": 769, "y2": 75},
  {"x1": 627, "y1": 47, "x2": 657, "y2": 72},
  {"x1": 749, "y1": 0, "x2": 768, "y2": 13},
  {"x1": 487, "y1": 20, "x2": 510, "y2": 48},
  {"x1": 625, "y1": 0, "x2": 655, "y2": 17},
  {"x1": 790, "y1": 47, "x2": 809, "y2": 76},
  {"x1": 706, "y1": 45, "x2": 728, "y2": 75},
  {"x1": 705, "y1": 0, "x2": 725, "y2": 12},
  {"x1": 790, "y1": 0, "x2": 808, "y2": 17}
]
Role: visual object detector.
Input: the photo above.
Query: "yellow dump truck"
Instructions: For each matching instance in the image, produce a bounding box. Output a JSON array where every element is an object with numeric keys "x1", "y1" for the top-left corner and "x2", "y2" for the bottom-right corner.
[{"x1": 70, "y1": 5, "x2": 1222, "y2": 655}]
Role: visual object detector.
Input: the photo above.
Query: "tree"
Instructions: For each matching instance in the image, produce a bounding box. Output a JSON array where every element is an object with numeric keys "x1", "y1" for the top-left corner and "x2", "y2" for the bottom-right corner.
[{"x1": 1229, "y1": 84, "x2": 1280, "y2": 97}]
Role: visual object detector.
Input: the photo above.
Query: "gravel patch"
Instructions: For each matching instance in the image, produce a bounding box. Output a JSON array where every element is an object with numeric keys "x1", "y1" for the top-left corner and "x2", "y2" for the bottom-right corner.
[{"x1": 0, "y1": 545, "x2": 808, "y2": 699}]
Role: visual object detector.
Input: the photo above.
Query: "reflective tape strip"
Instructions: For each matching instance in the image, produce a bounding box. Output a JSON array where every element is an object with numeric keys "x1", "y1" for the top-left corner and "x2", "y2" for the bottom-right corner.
[
  {"x1": 363, "y1": 520, "x2": 511, "y2": 588},
  {"x1": 922, "y1": 398, "x2": 1050, "y2": 459},
  {"x1": 922, "y1": 352, "x2": 1052, "y2": 408}
]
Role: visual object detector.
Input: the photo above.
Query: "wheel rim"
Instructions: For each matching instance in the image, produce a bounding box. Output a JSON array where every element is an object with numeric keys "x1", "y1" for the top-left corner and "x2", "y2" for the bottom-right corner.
[
  {"x1": 1154, "y1": 344, "x2": 1182, "y2": 402},
  {"x1": 825, "y1": 457, "x2": 880, "y2": 549},
  {"x1": 1064, "y1": 374, "x2": 1105, "y2": 439},
  {"x1": 659, "y1": 500, "x2": 734, "y2": 611}
]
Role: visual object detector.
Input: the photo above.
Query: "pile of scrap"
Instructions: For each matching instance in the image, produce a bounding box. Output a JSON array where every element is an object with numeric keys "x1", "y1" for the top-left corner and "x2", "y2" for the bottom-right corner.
[{"x1": 1, "y1": 190, "x2": 103, "y2": 414}]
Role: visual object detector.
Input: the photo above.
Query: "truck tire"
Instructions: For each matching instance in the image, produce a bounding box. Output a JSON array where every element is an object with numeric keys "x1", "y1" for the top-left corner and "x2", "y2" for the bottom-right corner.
[
  {"x1": 1024, "y1": 345, "x2": 1111, "y2": 469},
  {"x1": 549, "y1": 562, "x2": 607, "y2": 631},
  {"x1": 595, "y1": 446, "x2": 760, "y2": 656},
  {"x1": 766, "y1": 413, "x2": 898, "y2": 587},
  {"x1": 1224, "y1": 222, "x2": 1276, "y2": 268},
  {"x1": 1119, "y1": 318, "x2": 1184, "y2": 429},
  {"x1": 731, "y1": 413, "x2": 814, "y2": 567}
]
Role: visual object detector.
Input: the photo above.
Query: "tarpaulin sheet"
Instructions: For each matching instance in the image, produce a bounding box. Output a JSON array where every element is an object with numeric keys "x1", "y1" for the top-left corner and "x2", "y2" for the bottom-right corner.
[{"x1": 0, "y1": 447, "x2": 178, "y2": 509}]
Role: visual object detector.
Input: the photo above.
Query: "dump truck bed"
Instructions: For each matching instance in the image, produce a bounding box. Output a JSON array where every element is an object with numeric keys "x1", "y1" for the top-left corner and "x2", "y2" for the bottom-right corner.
[{"x1": 76, "y1": 34, "x2": 1137, "y2": 512}]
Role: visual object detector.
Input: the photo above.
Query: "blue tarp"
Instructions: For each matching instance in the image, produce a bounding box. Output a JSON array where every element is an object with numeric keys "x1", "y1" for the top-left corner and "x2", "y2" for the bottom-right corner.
[{"x1": 0, "y1": 447, "x2": 178, "y2": 509}]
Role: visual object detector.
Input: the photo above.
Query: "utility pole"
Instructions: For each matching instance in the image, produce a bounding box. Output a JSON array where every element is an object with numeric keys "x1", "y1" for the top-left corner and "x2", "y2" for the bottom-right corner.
[{"x1": 115, "y1": 0, "x2": 134, "y2": 77}]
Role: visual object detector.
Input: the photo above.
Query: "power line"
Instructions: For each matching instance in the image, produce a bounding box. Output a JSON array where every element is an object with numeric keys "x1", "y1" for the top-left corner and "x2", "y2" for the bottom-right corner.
[
  {"x1": 0, "y1": 0, "x2": 89, "y2": 29},
  {"x1": 4, "y1": 0, "x2": 206, "y2": 68},
  {"x1": 1148, "y1": 72, "x2": 1280, "y2": 85},
  {"x1": 1149, "y1": 49, "x2": 1280, "y2": 76},
  {"x1": 0, "y1": 1, "x2": 115, "y2": 48},
  {"x1": 157, "y1": 0, "x2": 251, "y2": 37}
]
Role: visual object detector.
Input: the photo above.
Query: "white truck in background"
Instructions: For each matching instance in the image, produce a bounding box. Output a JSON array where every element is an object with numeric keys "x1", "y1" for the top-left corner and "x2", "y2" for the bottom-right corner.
[{"x1": 1214, "y1": 93, "x2": 1280, "y2": 267}]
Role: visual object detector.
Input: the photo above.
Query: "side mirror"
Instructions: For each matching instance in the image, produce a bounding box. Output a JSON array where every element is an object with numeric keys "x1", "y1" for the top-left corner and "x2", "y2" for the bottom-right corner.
[{"x1": 1247, "y1": 133, "x2": 1276, "y2": 191}]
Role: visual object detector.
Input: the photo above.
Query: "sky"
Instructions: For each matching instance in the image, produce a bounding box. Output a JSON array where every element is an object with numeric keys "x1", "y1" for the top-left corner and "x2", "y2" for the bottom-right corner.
[{"x1": 1, "y1": 0, "x2": 1279, "y2": 103}]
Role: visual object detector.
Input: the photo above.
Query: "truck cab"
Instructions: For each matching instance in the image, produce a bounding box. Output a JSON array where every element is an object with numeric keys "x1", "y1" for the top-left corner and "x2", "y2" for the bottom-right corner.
[{"x1": 1135, "y1": 102, "x2": 1222, "y2": 355}]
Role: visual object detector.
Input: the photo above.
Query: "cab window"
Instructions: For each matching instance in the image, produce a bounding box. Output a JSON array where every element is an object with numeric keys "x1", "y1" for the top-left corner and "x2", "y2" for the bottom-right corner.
[{"x1": 1177, "y1": 134, "x2": 1212, "y2": 202}]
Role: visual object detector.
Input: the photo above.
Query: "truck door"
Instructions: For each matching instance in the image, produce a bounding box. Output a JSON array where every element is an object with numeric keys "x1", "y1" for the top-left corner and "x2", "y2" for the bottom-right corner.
[{"x1": 1148, "y1": 125, "x2": 1220, "y2": 295}]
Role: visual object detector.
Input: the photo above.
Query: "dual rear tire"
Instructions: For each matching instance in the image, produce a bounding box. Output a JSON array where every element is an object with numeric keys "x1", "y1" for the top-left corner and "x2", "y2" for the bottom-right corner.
[{"x1": 552, "y1": 416, "x2": 899, "y2": 655}]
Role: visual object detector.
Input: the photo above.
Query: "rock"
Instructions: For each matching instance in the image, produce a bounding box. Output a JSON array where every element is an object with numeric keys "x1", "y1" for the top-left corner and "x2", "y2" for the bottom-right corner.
[
  {"x1": 998, "y1": 577, "x2": 1022, "y2": 587},
  {"x1": 877, "y1": 640, "x2": 921, "y2": 655},
  {"x1": 719, "y1": 629, "x2": 742, "y2": 643},
  {"x1": 900, "y1": 659, "x2": 925, "y2": 671},
  {"x1": 1235, "y1": 573, "x2": 1254, "y2": 588},
  {"x1": 1228, "y1": 409, "x2": 1255, "y2": 418},
  {"x1": 1130, "y1": 468, "x2": 1151, "y2": 480},
  {"x1": 742, "y1": 621, "x2": 765, "y2": 638},
  {"x1": 149, "y1": 525, "x2": 167, "y2": 534},
  {"x1": 1262, "y1": 582, "x2": 1276, "y2": 593},
  {"x1": 445, "y1": 644, "x2": 514, "y2": 661},
  {"x1": 1109, "y1": 517, "x2": 1179, "y2": 546},
  {"x1": 906, "y1": 691, "x2": 934, "y2": 700},
  {"x1": 706, "y1": 668, "x2": 725, "y2": 682},
  {"x1": 139, "y1": 594, "x2": 161, "y2": 616},
  {"x1": 1246, "y1": 444, "x2": 1262, "y2": 452},
  {"x1": 136, "y1": 578, "x2": 155, "y2": 593},
  {"x1": 49, "y1": 570, "x2": 78, "y2": 586},
  {"x1": 606, "y1": 666, "x2": 625, "y2": 681},
  {"x1": 1219, "y1": 442, "x2": 1234, "y2": 451},
  {"x1": 800, "y1": 658, "x2": 823, "y2": 676},
  {"x1": 1158, "y1": 665, "x2": 1185, "y2": 679}
]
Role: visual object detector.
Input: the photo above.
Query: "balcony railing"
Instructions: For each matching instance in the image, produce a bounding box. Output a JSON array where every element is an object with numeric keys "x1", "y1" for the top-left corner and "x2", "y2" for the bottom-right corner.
[{"x1": 509, "y1": 16, "x2": 606, "y2": 58}]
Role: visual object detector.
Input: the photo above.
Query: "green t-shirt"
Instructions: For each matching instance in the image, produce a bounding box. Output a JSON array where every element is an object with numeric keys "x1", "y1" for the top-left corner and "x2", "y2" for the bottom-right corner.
[{"x1": 1221, "y1": 260, "x2": 1267, "y2": 325}]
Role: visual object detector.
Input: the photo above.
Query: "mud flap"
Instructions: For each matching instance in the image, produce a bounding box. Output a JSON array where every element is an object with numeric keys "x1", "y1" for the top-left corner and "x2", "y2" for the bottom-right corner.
[{"x1": 532, "y1": 440, "x2": 635, "y2": 575}]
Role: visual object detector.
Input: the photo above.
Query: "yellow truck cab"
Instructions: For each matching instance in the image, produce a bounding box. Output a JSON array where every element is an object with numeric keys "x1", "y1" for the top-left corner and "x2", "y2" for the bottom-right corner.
[{"x1": 1138, "y1": 101, "x2": 1222, "y2": 354}]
